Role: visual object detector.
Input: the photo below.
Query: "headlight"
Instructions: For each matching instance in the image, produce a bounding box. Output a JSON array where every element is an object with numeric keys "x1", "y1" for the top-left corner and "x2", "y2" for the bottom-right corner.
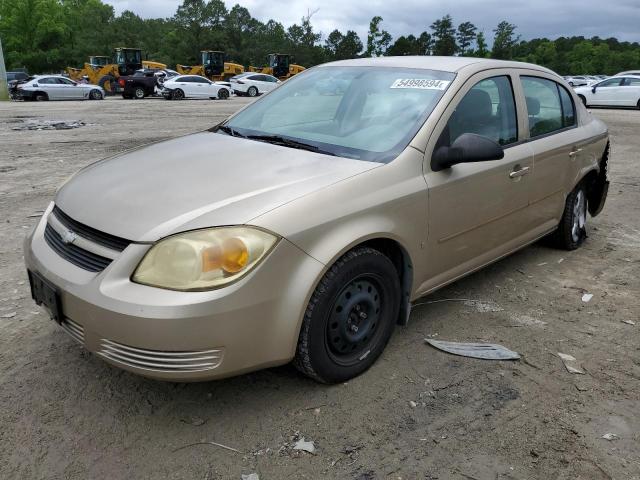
[{"x1": 132, "y1": 227, "x2": 278, "y2": 291}]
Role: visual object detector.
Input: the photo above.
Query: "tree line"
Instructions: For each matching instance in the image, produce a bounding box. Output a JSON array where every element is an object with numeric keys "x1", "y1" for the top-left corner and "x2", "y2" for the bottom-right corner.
[{"x1": 1, "y1": 0, "x2": 639, "y2": 75}]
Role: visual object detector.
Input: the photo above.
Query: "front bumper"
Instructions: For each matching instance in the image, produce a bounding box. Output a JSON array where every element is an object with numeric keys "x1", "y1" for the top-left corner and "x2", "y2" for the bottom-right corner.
[{"x1": 24, "y1": 204, "x2": 324, "y2": 381}]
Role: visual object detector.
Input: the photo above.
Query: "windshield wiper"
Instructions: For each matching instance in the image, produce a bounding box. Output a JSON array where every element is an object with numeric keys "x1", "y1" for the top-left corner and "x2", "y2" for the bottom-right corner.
[
  {"x1": 245, "y1": 134, "x2": 335, "y2": 156},
  {"x1": 215, "y1": 125, "x2": 245, "y2": 137}
]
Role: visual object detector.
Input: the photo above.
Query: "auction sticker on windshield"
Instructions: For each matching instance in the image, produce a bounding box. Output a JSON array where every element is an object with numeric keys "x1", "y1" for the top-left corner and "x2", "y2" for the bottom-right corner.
[{"x1": 390, "y1": 79, "x2": 450, "y2": 90}]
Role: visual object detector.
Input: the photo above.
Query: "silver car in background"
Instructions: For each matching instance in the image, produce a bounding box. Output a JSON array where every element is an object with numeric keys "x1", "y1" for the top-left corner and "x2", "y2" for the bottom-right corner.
[{"x1": 17, "y1": 75, "x2": 105, "y2": 101}]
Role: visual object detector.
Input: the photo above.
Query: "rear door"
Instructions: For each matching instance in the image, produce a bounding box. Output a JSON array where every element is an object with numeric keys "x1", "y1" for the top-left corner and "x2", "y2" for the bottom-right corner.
[
  {"x1": 519, "y1": 74, "x2": 583, "y2": 227},
  {"x1": 174, "y1": 76, "x2": 192, "y2": 96},
  {"x1": 39, "y1": 77, "x2": 63, "y2": 99},
  {"x1": 422, "y1": 71, "x2": 536, "y2": 289},
  {"x1": 620, "y1": 77, "x2": 640, "y2": 106}
]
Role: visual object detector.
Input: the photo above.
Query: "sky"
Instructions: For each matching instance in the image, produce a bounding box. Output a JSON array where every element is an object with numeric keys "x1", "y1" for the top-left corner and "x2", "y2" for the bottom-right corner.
[{"x1": 104, "y1": 0, "x2": 640, "y2": 44}]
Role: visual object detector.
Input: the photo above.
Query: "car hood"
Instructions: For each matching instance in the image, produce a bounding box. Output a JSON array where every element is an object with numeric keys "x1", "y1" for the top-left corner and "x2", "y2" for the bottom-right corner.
[{"x1": 55, "y1": 132, "x2": 380, "y2": 242}]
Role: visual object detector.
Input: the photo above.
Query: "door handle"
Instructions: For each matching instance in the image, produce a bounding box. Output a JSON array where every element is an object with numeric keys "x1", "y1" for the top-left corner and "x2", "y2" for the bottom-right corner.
[
  {"x1": 569, "y1": 148, "x2": 583, "y2": 157},
  {"x1": 509, "y1": 166, "x2": 530, "y2": 179}
]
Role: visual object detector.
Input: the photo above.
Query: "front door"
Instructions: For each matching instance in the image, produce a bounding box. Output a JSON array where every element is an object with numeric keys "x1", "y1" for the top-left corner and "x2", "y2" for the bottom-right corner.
[
  {"x1": 421, "y1": 73, "x2": 535, "y2": 292},
  {"x1": 590, "y1": 78, "x2": 623, "y2": 106}
]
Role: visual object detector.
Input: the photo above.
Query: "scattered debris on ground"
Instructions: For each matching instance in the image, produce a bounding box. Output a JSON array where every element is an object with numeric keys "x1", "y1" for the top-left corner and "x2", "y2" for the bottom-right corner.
[
  {"x1": 425, "y1": 339, "x2": 520, "y2": 360},
  {"x1": 292, "y1": 437, "x2": 316, "y2": 454},
  {"x1": 602, "y1": 433, "x2": 619, "y2": 441},
  {"x1": 11, "y1": 119, "x2": 88, "y2": 131},
  {"x1": 582, "y1": 293, "x2": 594, "y2": 302},
  {"x1": 558, "y1": 352, "x2": 585, "y2": 374}
]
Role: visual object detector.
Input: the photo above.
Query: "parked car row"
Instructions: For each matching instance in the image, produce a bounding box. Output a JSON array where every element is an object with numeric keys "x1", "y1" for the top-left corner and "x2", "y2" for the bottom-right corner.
[{"x1": 563, "y1": 75, "x2": 607, "y2": 87}]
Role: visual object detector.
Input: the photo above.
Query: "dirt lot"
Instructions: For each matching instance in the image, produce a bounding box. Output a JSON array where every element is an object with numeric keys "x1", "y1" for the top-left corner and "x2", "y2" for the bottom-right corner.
[{"x1": 0, "y1": 97, "x2": 638, "y2": 480}]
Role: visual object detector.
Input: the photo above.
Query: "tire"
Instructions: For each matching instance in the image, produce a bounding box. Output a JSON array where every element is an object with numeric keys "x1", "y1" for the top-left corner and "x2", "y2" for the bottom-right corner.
[
  {"x1": 173, "y1": 89, "x2": 185, "y2": 100},
  {"x1": 294, "y1": 247, "x2": 401, "y2": 383},
  {"x1": 98, "y1": 75, "x2": 117, "y2": 96},
  {"x1": 569, "y1": 81, "x2": 574, "y2": 87},
  {"x1": 34, "y1": 92, "x2": 48, "y2": 102},
  {"x1": 637, "y1": 99, "x2": 640, "y2": 110},
  {"x1": 247, "y1": 86, "x2": 258, "y2": 97},
  {"x1": 218, "y1": 88, "x2": 230, "y2": 100},
  {"x1": 89, "y1": 89, "x2": 103, "y2": 100},
  {"x1": 578, "y1": 95, "x2": 586, "y2": 107},
  {"x1": 133, "y1": 86, "x2": 145, "y2": 99},
  {"x1": 550, "y1": 182, "x2": 588, "y2": 250}
]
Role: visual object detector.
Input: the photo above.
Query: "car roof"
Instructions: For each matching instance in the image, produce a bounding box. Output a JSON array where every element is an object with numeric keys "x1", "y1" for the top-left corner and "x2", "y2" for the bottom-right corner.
[{"x1": 319, "y1": 56, "x2": 556, "y2": 76}]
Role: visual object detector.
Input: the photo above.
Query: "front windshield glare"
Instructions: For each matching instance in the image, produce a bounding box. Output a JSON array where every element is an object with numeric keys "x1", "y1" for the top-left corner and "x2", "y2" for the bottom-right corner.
[{"x1": 224, "y1": 66, "x2": 455, "y2": 162}]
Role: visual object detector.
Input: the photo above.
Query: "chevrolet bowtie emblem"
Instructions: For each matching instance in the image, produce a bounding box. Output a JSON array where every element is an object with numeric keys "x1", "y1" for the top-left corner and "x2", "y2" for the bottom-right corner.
[{"x1": 60, "y1": 229, "x2": 78, "y2": 245}]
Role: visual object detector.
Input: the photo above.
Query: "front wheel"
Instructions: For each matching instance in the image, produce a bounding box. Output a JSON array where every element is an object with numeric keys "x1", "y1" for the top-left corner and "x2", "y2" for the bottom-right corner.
[
  {"x1": 172, "y1": 89, "x2": 184, "y2": 100},
  {"x1": 294, "y1": 247, "x2": 400, "y2": 383},
  {"x1": 551, "y1": 183, "x2": 588, "y2": 250},
  {"x1": 89, "y1": 89, "x2": 103, "y2": 100}
]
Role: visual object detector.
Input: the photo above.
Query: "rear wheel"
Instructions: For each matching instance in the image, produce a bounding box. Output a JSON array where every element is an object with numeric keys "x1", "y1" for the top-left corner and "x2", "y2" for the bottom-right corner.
[
  {"x1": 134, "y1": 86, "x2": 145, "y2": 99},
  {"x1": 34, "y1": 92, "x2": 48, "y2": 102},
  {"x1": 247, "y1": 86, "x2": 258, "y2": 97},
  {"x1": 550, "y1": 182, "x2": 588, "y2": 250},
  {"x1": 89, "y1": 89, "x2": 103, "y2": 100},
  {"x1": 218, "y1": 88, "x2": 230, "y2": 100},
  {"x1": 172, "y1": 89, "x2": 184, "y2": 100},
  {"x1": 294, "y1": 247, "x2": 401, "y2": 383}
]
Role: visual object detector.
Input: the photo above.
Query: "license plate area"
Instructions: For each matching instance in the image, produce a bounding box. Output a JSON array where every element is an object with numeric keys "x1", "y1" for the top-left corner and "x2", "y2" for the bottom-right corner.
[{"x1": 28, "y1": 270, "x2": 63, "y2": 324}]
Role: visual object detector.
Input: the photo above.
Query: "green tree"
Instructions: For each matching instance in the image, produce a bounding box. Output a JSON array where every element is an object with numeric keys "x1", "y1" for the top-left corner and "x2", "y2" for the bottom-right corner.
[
  {"x1": 366, "y1": 16, "x2": 391, "y2": 57},
  {"x1": 325, "y1": 30, "x2": 363, "y2": 60},
  {"x1": 431, "y1": 15, "x2": 457, "y2": 56},
  {"x1": 492, "y1": 21, "x2": 519, "y2": 59},
  {"x1": 456, "y1": 21, "x2": 477, "y2": 56},
  {"x1": 474, "y1": 31, "x2": 489, "y2": 57}
]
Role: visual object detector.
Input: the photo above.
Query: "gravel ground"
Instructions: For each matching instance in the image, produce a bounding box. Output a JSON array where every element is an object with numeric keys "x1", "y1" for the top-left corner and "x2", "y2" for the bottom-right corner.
[{"x1": 0, "y1": 97, "x2": 638, "y2": 480}]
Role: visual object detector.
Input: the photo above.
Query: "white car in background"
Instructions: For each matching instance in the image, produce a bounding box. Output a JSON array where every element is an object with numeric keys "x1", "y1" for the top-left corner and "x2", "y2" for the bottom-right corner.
[
  {"x1": 574, "y1": 75, "x2": 640, "y2": 108},
  {"x1": 566, "y1": 76, "x2": 590, "y2": 87},
  {"x1": 230, "y1": 73, "x2": 281, "y2": 97},
  {"x1": 162, "y1": 75, "x2": 231, "y2": 100},
  {"x1": 616, "y1": 70, "x2": 640, "y2": 76},
  {"x1": 16, "y1": 75, "x2": 104, "y2": 101}
]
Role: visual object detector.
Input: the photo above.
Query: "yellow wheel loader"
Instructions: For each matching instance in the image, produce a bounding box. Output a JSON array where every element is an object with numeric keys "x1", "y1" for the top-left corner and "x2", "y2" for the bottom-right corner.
[
  {"x1": 248, "y1": 53, "x2": 305, "y2": 80},
  {"x1": 176, "y1": 51, "x2": 244, "y2": 81},
  {"x1": 66, "y1": 48, "x2": 166, "y2": 95}
]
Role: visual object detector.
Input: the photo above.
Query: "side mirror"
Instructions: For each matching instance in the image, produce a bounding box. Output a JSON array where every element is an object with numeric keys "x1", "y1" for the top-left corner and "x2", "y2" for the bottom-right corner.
[
  {"x1": 33, "y1": 83, "x2": 38, "y2": 87},
  {"x1": 591, "y1": 86, "x2": 597, "y2": 94},
  {"x1": 431, "y1": 133, "x2": 505, "y2": 172}
]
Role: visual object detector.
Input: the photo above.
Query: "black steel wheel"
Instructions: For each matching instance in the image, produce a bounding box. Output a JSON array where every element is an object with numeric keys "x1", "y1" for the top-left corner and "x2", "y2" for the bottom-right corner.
[{"x1": 294, "y1": 247, "x2": 401, "y2": 383}]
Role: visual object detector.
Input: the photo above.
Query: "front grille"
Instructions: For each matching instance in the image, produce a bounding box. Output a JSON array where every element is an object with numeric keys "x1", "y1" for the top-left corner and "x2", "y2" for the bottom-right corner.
[
  {"x1": 52, "y1": 206, "x2": 131, "y2": 252},
  {"x1": 60, "y1": 318, "x2": 84, "y2": 344},
  {"x1": 97, "y1": 339, "x2": 223, "y2": 373},
  {"x1": 44, "y1": 223, "x2": 112, "y2": 272}
]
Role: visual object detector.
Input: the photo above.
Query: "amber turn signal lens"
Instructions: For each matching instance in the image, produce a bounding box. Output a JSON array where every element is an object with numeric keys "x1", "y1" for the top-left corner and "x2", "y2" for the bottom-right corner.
[
  {"x1": 222, "y1": 237, "x2": 249, "y2": 273},
  {"x1": 201, "y1": 244, "x2": 223, "y2": 272}
]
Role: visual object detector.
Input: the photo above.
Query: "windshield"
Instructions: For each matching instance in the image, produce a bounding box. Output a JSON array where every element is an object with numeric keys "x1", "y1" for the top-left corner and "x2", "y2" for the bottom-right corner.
[{"x1": 223, "y1": 66, "x2": 455, "y2": 163}]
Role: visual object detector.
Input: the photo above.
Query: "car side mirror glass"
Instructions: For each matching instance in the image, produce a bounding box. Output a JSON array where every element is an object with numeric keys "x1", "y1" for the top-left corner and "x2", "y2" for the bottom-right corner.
[
  {"x1": 592, "y1": 86, "x2": 597, "y2": 94},
  {"x1": 431, "y1": 133, "x2": 505, "y2": 172}
]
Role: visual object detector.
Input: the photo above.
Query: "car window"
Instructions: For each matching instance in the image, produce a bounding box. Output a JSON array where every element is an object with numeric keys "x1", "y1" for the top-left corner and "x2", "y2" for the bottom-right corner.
[
  {"x1": 56, "y1": 78, "x2": 75, "y2": 85},
  {"x1": 266, "y1": 76, "x2": 278, "y2": 83},
  {"x1": 439, "y1": 75, "x2": 518, "y2": 148},
  {"x1": 192, "y1": 76, "x2": 208, "y2": 84},
  {"x1": 521, "y1": 76, "x2": 564, "y2": 137},
  {"x1": 623, "y1": 77, "x2": 640, "y2": 86},
  {"x1": 38, "y1": 77, "x2": 56, "y2": 84},
  {"x1": 558, "y1": 85, "x2": 576, "y2": 128},
  {"x1": 247, "y1": 75, "x2": 260, "y2": 81},
  {"x1": 597, "y1": 78, "x2": 622, "y2": 87}
]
